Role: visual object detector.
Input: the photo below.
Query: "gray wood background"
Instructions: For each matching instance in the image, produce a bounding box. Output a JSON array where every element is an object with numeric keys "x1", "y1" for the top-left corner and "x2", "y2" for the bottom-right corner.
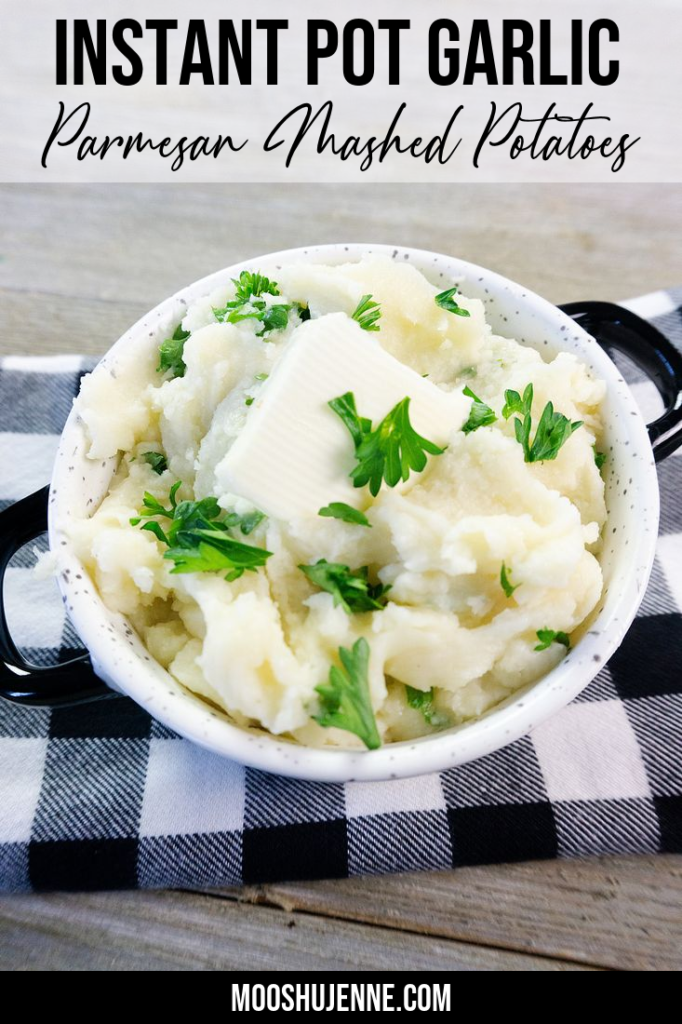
[{"x1": 0, "y1": 183, "x2": 681, "y2": 971}]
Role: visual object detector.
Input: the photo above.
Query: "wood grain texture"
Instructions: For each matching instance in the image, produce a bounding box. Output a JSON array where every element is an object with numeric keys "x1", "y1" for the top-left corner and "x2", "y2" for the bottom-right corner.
[
  {"x1": 0, "y1": 890, "x2": 597, "y2": 972},
  {"x1": 224, "y1": 854, "x2": 682, "y2": 972},
  {"x1": 0, "y1": 182, "x2": 681, "y2": 972},
  {"x1": 1, "y1": 184, "x2": 681, "y2": 359}
]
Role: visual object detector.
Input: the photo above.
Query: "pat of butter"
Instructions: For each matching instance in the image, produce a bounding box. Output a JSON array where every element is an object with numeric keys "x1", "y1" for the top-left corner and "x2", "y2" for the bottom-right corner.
[{"x1": 216, "y1": 313, "x2": 469, "y2": 519}]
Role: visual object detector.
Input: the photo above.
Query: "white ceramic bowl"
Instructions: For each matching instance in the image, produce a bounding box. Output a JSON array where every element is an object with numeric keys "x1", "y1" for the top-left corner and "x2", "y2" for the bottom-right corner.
[{"x1": 7, "y1": 245, "x2": 670, "y2": 780}]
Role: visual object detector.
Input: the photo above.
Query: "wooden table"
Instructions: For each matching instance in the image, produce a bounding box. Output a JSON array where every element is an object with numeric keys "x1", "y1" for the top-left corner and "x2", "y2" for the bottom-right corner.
[{"x1": 1, "y1": 183, "x2": 681, "y2": 971}]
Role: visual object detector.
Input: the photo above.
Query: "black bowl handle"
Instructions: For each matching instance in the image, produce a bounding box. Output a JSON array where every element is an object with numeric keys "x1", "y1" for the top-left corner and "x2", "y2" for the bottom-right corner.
[
  {"x1": 560, "y1": 300, "x2": 682, "y2": 462},
  {"x1": 0, "y1": 486, "x2": 110, "y2": 706}
]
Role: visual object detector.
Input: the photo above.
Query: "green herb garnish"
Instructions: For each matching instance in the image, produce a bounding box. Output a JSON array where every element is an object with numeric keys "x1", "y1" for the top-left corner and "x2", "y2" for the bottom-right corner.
[
  {"x1": 318, "y1": 502, "x2": 372, "y2": 528},
  {"x1": 232, "y1": 270, "x2": 280, "y2": 302},
  {"x1": 165, "y1": 531, "x2": 271, "y2": 582},
  {"x1": 534, "y1": 629, "x2": 571, "y2": 652},
  {"x1": 245, "y1": 396, "x2": 254, "y2": 406},
  {"x1": 215, "y1": 301, "x2": 291, "y2": 337},
  {"x1": 462, "y1": 386, "x2": 497, "y2": 434},
  {"x1": 296, "y1": 303, "x2": 312, "y2": 322},
  {"x1": 157, "y1": 325, "x2": 191, "y2": 379},
  {"x1": 502, "y1": 383, "x2": 582, "y2": 463},
  {"x1": 594, "y1": 448, "x2": 606, "y2": 471},
  {"x1": 328, "y1": 392, "x2": 372, "y2": 449},
  {"x1": 130, "y1": 484, "x2": 270, "y2": 580},
  {"x1": 329, "y1": 392, "x2": 445, "y2": 497},
  {"x1": 435, "y1": 286, "x2": 471, "y2": 318},
  {"x1": 500, "y1": 562, "x2": 519, "y2": 598},
  {"x1": 141, "y1": 452, "x2": 168, "y2": 475},
  {"x1": 405, "y1": 685, "x2": 449, "y2": 727},
  {"x1": 313, "y1": 638, "x2": 381, "y2": 750},
  {"x1": 223, "y1": 509, "x2": 266, "y2": 535},
  {"x1": 299, "y1": 559, "x2": 390, "y2": 614},
  {"x1": 351, "y1": 294, "x2": 381, "y2": 332},
  {"x1": 254, "y1": 372, "x2": 269, "y2": 381},
  {"x1": 213, "y1": 270, "x2": 290, "y2": 338}
]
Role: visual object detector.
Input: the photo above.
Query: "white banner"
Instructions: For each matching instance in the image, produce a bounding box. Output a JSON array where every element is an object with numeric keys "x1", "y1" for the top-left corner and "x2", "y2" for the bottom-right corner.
[{"x1": 1, "y1": 0, "x2": 680, "y2": 183}]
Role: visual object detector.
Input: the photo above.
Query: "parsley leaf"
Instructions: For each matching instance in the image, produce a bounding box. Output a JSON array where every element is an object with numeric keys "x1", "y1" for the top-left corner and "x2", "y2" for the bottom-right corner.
[
  {"x1": 435, "y1": 286, "x2": 471, "y2": 318},
  {"x1": 130, "y1": 481, "x2": 182, "y2": 538},
  {"x1": 222, "y1": 509, "x2": 267, "y2": 535},
  {"x1": 254, "y1": 372, "x2": 269, "y2": 381},
  {"x1": 328, "y1": 392, "x2": 372, "y2": 449},
  {"x1": 257, "y1": 304, "x2": 291, "y2": 336},
  {"x1": 214, "y1": 299, "x2": 291, "y2": 337},
  {"x1": 351, "y1": 294, "x2": 381, "y2": 332},
  {"x1": 500, "y1": 562, "x2": 520, "y2": 598},
  {"x1": 157, "y1": 325, "x2": 191, "y2": 379},
  {"x1": 313, "y1": 638, "x2": 381, "y2": 750},
  {"x1": 141, "y1": 452, "x2": 168, "y2": 475},
  {"x1": 501, "y1": 384, "x2": 532, "y2": 421},
  {"x1": 405, "y1": 685, "x2": 449, "y2": 727},
  {"x1": 232, "y1": 270, "x2": 280, "y2": 303},
  {"x1": 212, "y1": 270, "x2": 290, "y2": 338},
  {"x1": 295, "y1": 303, "x2": 311, "y2": 322},
  {"x1": 130, "y1": 484, "x2": 270, "y2": 579},
  {"x1": 502, "y1": 383, "x2": 582, "y2": 462},
  {"x1": 166, "y1": 530, "x2": 271, "y2": 581},
  {"x1": 462, "y1": 386, "x2": 497, "y2": 434},
  {"x1": 534, "y1": 629, "x2": 571, "y2": 652},
  {"x1": 299, "y1": 560, "x2": 390, "y2": 614},
  {"x1": 318, "y1": 502, "x2": 372, "y2": 528},
  {"x1": 594, "y1": 448, "x2": 606, "y2": 471},
  {"x1": 330, "y1": 393, "x2": 446, "y2": 497}
]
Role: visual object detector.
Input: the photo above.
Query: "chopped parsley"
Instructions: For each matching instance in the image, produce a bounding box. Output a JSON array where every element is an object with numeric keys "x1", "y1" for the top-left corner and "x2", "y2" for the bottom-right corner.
[
  {"x1": 351, "y1": 294, "x2": 381, "y2": 332},
  {"x1": 166, "y1": 533, "x2": 271, "y2": 581},
  {"x1": 313, "y1": 638, "x2": 381, "y2": 750},
  {"x1": 318, "y1": 502, "x2": 372, "y2": 528},
  {"x1": 534, "y1": 629, "x2": 571, "y2": 652},
  {"x1": 502, "y1": 383, "x2": 582, "y2": 463},
  {"x1": 594, "y1": 448, "x2": 607, "y2": 471},
  {"x1": 462, "y1": 386, "x2": 497, "y2": 434},
  {"x1": 214, "y1": 300, "x2": 291, "y2": 337},
  {"x1": 254, "y1": 372, "x2": 269, "y2": 381},
  {"x1": 157, "y1": 325, "x2": 191, "y2": 379},
  {"x1": 296, "y1": 303, "x2": 312, "y2": 322},
  {"x1": 213, "y1": 270, "x2": 291, "y2": 338},
  {"x1": 405, "y1": 685, "x2": 449, "y2": 727},
  {"x1": 233, "y1": 270, "x2": 280, "y2": 302},
  {"x1": 141, "y1": 452, "x2": 168, "y2": 475},
  {"x1": 299, "y1": 559, "x2": 390, "y2": 614},
  {"x1": 245, "y1": 396, "x2": 254, "y2": 406},
  {"x1": 329, "y1": 392, "x2": 445, "y2": 497},
  {"x1": 500, "y1": 562, "x2": 520, "y2": 598},
  {"x1": 130, "y1": 484, "x2": 270, "y2": 580},
  {"x1": 435, "y1": 286, "x2": 471, "y2": 318},
  {"x1": 223, "y1": 508, "x2": 267, "y2": 535}
]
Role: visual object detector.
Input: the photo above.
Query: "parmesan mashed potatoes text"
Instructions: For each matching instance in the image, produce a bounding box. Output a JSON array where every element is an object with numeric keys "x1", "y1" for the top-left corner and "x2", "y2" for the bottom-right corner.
[{"x1": 72, "y1": 255, "x2": 607, "y2": 749}]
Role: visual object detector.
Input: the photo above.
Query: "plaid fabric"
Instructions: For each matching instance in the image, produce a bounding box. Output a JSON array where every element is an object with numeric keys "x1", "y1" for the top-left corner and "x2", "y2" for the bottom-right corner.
[{"x1": 1, "y1": 291, "x2": 682, "y2": 893}]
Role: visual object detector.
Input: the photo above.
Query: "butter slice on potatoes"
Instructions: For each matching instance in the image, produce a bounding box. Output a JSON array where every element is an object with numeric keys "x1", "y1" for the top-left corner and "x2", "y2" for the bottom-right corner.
[{"x1": 216, "y1": 313, "x2": 469, "y2": 519}]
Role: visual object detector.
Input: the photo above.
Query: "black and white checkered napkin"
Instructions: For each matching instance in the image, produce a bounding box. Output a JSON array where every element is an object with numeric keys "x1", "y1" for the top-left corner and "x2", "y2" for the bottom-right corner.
[{"x1": 2, "y1": 290, "x2": 682, "y2": 893}]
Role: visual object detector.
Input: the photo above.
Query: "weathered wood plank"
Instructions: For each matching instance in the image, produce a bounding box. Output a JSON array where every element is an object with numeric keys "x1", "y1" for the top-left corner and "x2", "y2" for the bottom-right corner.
[
  {"x1": 1, "y1": 287, "x2": 146, "y2": 358},
  {"x1": 217, "y1": 854, "x2": 682, "y2": 972},
  {"x1": 0, "y1": 890, "x2": 596, "y2": 972},
  {"x1": 0, "y1": 184, "x2": 680, "y2": 344}
]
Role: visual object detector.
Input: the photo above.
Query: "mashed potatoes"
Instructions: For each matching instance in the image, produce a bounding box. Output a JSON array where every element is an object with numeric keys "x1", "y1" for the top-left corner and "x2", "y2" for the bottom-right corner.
[{"x1": 71, "y1": 255, "x2": 606, "y2": 749}]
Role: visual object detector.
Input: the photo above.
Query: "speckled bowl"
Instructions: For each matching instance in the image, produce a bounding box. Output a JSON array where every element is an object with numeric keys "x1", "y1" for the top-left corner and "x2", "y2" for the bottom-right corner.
[{"x1": 2, "y1": 244, "x2": 679, "y2": 782}]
